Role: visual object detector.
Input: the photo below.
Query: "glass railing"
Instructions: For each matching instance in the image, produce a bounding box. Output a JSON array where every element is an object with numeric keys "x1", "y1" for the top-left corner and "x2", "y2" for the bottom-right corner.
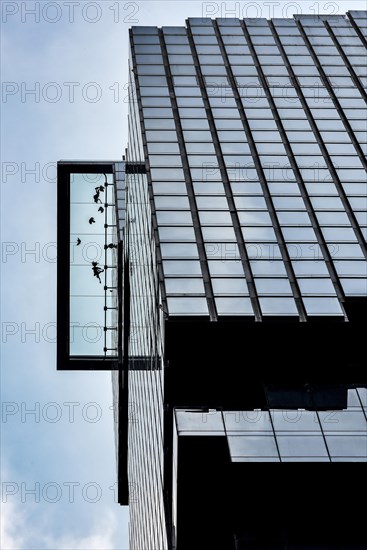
[{"x1": 69, "y1": 172, "x2": 119, "y2": 357}]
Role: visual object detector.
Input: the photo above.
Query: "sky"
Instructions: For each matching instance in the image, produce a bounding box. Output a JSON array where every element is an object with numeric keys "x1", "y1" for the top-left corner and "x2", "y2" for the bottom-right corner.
[{"x1": 1, "y1": 1, "x2": 366, "y2": 549}]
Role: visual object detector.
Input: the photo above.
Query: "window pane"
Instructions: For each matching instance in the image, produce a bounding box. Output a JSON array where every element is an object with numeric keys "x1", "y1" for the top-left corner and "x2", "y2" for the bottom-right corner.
[
  {"x1": 165, "y1": 278, "x2": 205, "y2": 294},
  {"x1": 156, "y1": 211, "x2": 192, "y2": 224},
  {"x1": 160, "y1": 243, "x2": 199, "y2": 258},
  {"x1": 163, "y1": 260, "x2": 202, "y2": 275},
  {"x1": 158, "y1": 226, "x2": 196, "y2": 241},
  {"x1": 201, "y1": 226, "x2": 237, "y2": 241},
  {"x1": 215, "y1": 297, "x2": 253, "y2": 315},
  {"x1": 250, "y1": 261, "x2": 287, "y2": 276},
  {"x1": 298, "y1": 278, "x2": 336, "y2": 295},
  {"x1": 212, "y1": 278, "x2": 249, "y2": 295},
  {"x1": 154, "y1": 196, "x2": 189, "y2": 209},
  {"x1": 167, "y1": 297, "x2": 209, "y2": 315},
  {"x1": 255, "y1": 278, "x2": 293, "y2": 295},
  {"x1": 303, "y1": 297, "x2": 343, "y2": 315},
  {"x1": 199, "y1": 211, "x2": 232, "y2": 224},
  {"x1": 208, "y1": 261, "x2": 244, "y2": 276},
  {"x1": 259, "y1": 297, "x2": 298, "y2": 315}
]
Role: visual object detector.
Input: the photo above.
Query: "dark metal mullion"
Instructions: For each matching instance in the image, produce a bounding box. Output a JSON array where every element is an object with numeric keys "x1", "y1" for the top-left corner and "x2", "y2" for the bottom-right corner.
[
  {"x1": 215, "y1": 19, "x2": 307, "y2": 321},
  {"x1": 262, "y1": 384, "x2": 282, "y2": 463},
  {"x1": 186, "y1": 20, "x2": 262, "y2": 322},
  {"x1": 272, "y1": 21, "x2": 367, "y2": 260},
  {"x1": 347, "y1": 12, "x2": 367, "y2": 49},
  {"x1": 158, "y1": 29, "x2": 217, "y2": 322},
  {"x1": 295, "y1": 19, "x2": 367, "y2": 173},
  {"x1": 324, "y1": 21, "x2": 367, "y2": 104},
  {"x1": 355, "y1": 387, "x2": 367, "y2": 423},
  {"x1": 129, "y1": 31, "x2": 168, "y2": 315},
  {"x1": 314, "y1": 409, "x2": 332, "y2": 462},
  {"x1": 262, "y1": 22, "x2": 346, "y2": 306}
]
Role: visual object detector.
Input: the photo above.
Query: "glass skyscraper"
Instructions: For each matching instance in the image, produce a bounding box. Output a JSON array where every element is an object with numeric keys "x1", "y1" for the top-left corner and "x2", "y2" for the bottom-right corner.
[{"x1": 57, "y1": 10, "x2": 366, "y2": 550}]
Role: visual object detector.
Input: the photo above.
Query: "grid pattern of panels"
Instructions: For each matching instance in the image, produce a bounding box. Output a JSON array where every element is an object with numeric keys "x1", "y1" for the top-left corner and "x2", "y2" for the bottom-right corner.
[
  {"x1": 126, "y1": 51, "x2": 168, "y2": 550},
  {"x1": 131, "y1": 12, "x2": 367, "y2": 318},
  {"x1": 69, "y1": 172, "x2": 118, "y2": 355},
  {"x1": 175, "y1": 388, "x2": 367, "y2": 462},
  {"x1": 114, "y1": 162, "x2": 126, "y2": 242}
]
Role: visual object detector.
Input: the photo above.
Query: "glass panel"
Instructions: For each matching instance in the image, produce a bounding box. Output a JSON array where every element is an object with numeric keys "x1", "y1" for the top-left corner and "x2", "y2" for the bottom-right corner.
[
  {"x1": 310, "y1": 197, "x2": 344, "y2": 210},
  {"x1": 193, "y1": 182, "x2": 225, "y2": 194},
  {"x1": 211, "y1": 278, "x2": 249, "y2": 295},
  {"x1": 322, "y1": 227, "x2": 358, "y2": 241},
  {"x1": 167, "y1": 297, "x2": 209, "y2": 315},
  {"x1": 176, "y1": 410, "x2": 223, "y2": 435},
  {"x1": 163, "y1": 260, "x2": 202, "y2": 276},
  {"x1": 250, "y1": 261, "x2": 287, "y2": 276},
  {"x1": 315, "y1": 212, "x2": 350, "y2": 225},
  {"x1": 208, "y1": 261, "x2": 244, "y2": 276},
  {"x1": 277, "y1": 212, "x2": 311, "y2": 225},
  {"x1": 303, "y1": 297, "x2": 343, "y2": 315},
  {"x1": 334, "y1": 261, "x2": 367, "y2": 276},
  {"x1": 152, "y1": 182, "x2": 186, "y2": 194},
  {"x1": 206, "y1": 242, "x2": 240, "y2": 262},
  {"x1": 272, "y1": 197, "x2": 305, "y2": 210},
  {"x1": 160, "y1": 243, "x2": 199, "y2": 258},
  {"x1": 199, "y1": 211, "x2": 232, "y2": 225},
  {"x1": 292, "y1": 261, "x2": 329, "y2": 276},
  {"x1": 158, "y1": 226, "x2": 196, "y2": 241},
  {"x1": 147, "y1": 143, "x2": 180, "y2": 154},
  {"x1": 255, "y1": 278, "x2": 293, "y2": 295},
  {"x1": 201, "y1": 226, "x2": 237, "y2": 241},
  {"x1": 328, "y1": 243, "x2": 364, "y2": 259},
  {"x1": 341, "y1": 278, "x2": 367, "y2": 296},
  {"x1": 298, "y1": 278, "x2": 336, "y2": 295},
  {"x1": 227, "y1": 435, "x2": 279, "y2": 460},
  {"x1": 195, "y1": 196, "x2": 228, "y2": 210},
  {"x1": 185, "y1": 142, "x2": 216, "y2": 154},
  {"x1": 165, "y1": 278, "x2": 205, "y2": 294},
  {"x1": 156, "y1": 211, "x2": 192, "y2": 224},
  {"x1": 154, "y1": 195, "x2": 189, "y2": 210},
  {"x1": 259, "y1": 297, "x2": 298, "y2": 315},
  {"x1": 242, "y1": 227, "x2": 277, "y2": 241},
  {"x1": 149, "y1": 155, "x2": 182, "y2": 167},
  {"x1": 277, "y1": 435, "x2": 328, "y2": 458},
  {"x1": 234, "y1": 196, "x2": 267, "y2": 210},
  {"x1": 238, "y1": 212, "x2": 272, "y2": 225},
  {"x1": 215, "y1": 297, "x2": 253, "y2": 315},
  {"x1": 326, "y1": 436, "x2": 367, "y2": 458}
]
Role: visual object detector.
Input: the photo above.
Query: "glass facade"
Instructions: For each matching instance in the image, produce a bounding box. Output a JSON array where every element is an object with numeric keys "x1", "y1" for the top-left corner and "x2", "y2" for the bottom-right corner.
[
  {"x1": 176, "y1": 386, "x2": 367, "y2": 462},
  {"x1": 124, "y1": 11, "x2": 367, "y2": 550},
  {"x1": 130, "y1": 13, "x2": 366, "y2": 325},
  {"x1": 126, "y1": 55, "x2": 168, "y2": 549}
]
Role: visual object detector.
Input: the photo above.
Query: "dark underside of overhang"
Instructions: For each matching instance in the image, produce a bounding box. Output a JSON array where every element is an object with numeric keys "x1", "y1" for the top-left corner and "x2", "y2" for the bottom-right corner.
[
  {"x1": 176, "y1": 436, "x2": 367, "y2": 550},
  {"x1": 164, "y1": 313, "x2": 366, "y2": 410}
]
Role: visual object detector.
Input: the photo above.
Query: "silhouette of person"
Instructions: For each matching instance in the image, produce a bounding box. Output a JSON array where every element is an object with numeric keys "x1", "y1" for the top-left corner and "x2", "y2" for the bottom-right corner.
[
  {"x1": 98, "y1": 206, "x2": 104, "y2": 213},
  {"x1": 76, "y1": 238, "x2": 81, "y2": 246},
  {"x1": 95, "y1": 185, "x2": 105, "y2": 193},
  {"x1": 92, "y1": 261, "x2": 104, "y2": 283},
  {"x1": 89, "y1": 217, "x2": 95, "y2": 224},
  {"x1": 93, "y1": 191, "x2": 102, "y2": 204}
]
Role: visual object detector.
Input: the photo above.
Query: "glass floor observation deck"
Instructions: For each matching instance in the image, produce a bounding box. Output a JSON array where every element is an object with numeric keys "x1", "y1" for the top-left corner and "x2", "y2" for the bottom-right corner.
[{"x1": 57, "y1": 161, "x2": 125, "y2": 370}]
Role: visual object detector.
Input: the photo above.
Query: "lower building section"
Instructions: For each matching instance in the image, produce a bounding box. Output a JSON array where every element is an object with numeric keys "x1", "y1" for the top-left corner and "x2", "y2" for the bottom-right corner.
[
  {"x1": 171, "y1": 385, "x2": 366, "y2": 549},
  {"x1": 175, "y1": 431, "x2": 366, "y2": 550}
]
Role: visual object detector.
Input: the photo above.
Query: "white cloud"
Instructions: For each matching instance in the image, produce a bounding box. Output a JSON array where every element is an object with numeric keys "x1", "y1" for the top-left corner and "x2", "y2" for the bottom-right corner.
[
  {"x1": 1, "y1": 498, "x2": 121, "y2": 550},
  {"x1": 1, "y1": 499, "x2": 26, "y2": 550}
]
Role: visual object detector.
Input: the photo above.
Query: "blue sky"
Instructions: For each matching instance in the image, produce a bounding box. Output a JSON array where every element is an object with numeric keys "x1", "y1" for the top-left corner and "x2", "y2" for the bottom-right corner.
[{"x1": 1, "y1": 1, "x2": 366, "y2": 548}]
